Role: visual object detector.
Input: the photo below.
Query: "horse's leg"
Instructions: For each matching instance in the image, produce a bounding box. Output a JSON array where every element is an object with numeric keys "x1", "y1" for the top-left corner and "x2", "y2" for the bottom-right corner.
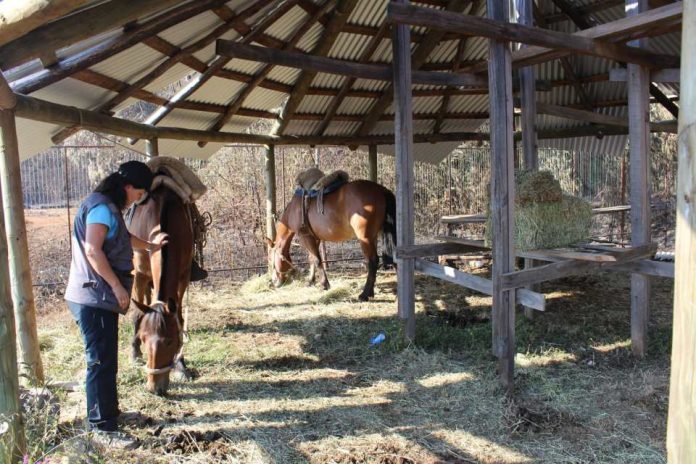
[
  {"x1": 301, "y1": 235, "x2": 329, "y2": 290},
  {"x1": 307, "y1": 253, "x2": 317, "y2": 285},
  {"x1": 173, "y1": 281, "x2": 194, "y2": 381},
  {"x1": 358, "y1": 239, "x2": 378, "y2": 301},
  {"x1": 129, "y1": 272, "x2": 150, "y2": 364}
]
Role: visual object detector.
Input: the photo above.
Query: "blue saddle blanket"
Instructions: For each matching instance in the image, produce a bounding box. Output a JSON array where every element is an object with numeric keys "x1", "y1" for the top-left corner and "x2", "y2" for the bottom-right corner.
[{"x1": 294, "y1": 178, "x2": 346, "y2": 198}]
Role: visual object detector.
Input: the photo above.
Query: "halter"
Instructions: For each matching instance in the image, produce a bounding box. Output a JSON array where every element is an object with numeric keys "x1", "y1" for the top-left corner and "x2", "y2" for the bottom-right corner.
[
  {"x1": 271, "y1": 246, "x2": 294, "y2": 278},
  {"x1": 141, "y1": 301, "x2": 184, "y2": 376}
]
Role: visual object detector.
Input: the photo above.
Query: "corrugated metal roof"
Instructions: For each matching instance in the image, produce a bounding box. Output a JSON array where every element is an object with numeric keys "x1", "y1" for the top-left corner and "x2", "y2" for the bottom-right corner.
[{"x1": 5, "y1": 0, "x2": 682, "y2": 163}]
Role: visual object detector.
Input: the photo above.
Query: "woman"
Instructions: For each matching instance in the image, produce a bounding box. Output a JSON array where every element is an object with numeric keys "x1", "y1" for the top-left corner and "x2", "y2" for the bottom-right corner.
[{"x1": 65, "y1": 160, "x2": 167, "y2": 444}]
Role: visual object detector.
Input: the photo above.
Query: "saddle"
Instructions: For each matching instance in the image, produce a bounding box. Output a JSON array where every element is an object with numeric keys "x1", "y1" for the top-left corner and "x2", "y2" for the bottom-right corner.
[{"x1": 294, "y1": 168, "x2": 349, "y2": 237}]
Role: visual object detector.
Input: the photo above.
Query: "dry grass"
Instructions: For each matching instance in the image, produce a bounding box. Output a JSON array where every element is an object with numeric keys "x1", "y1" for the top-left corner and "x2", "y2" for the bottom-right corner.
[{"x1": 31, "y1": 268, "x2": 672, "y2": 463}]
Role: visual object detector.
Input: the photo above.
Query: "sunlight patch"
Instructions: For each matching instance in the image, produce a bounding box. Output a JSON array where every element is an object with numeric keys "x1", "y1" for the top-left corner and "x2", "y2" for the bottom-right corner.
[
  {"x1": 432, "y1": 428, "x2": 534, "y2": 463},
  {"x1": 344, "y1": 379, "x2": 406, "y2": 396},
  {"x1": 592, "y1": 339, "x2": 631, "y2": 353},
  {"x1": 516, "y1": 350, "x2": 577, "y2": 368},
  {"x1": 418, "y1": 371, "x2": 475, "y2": 388}
]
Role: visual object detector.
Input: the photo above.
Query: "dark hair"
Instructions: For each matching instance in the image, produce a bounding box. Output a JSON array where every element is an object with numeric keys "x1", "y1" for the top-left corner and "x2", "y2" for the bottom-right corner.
[{"x1": 94, "y1": 172, "x2": 127, "y2": 210}]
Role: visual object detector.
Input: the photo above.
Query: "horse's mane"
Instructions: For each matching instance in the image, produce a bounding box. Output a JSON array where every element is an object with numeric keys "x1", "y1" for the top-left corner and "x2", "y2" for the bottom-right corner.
[{"x1": 140, "y1": 306, "x2": 167, "y2": 334}]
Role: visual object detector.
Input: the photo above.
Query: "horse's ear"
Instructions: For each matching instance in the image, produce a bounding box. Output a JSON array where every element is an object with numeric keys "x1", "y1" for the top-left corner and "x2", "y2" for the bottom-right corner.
[
  {"x1": 264, "y1": 236, "x2": 274, "y2": 248},
  {"x1": 167, "y1": 297, "x2": 178, "y2": 314},
  {"x1": 131, "y1": 299, "x2": 152, "y2": 314}
]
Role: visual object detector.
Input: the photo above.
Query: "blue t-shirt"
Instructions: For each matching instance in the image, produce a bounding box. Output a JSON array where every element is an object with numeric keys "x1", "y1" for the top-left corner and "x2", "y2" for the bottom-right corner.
[{"x1": 86, "y1": 204, "x2": 118, "y2": 240}]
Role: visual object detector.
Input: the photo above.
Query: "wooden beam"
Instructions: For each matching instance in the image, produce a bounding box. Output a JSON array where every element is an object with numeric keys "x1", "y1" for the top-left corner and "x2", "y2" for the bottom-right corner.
[
  {"x1": 354, "y1": 0, "x2": 473, "y2": 144},
  {"x1": 519, "y1": 0, "x2": 538, "y2": 171},
  {"x1": 626, "y1": 0, "x2": 652, "y2": 359},
  {"x1": 0, "y1": 110, "x2": 26, "y2": 462},
  {"x1": 501, "y1": 259, "x2": 600, "y2": 289},
  {"x1": 414, "y1": 259, "x2": 545, "y2": 311},
  {"x1": 396, "y1": 242, "x2": 485, "y2": 258},
  {"x1": 0, "y1": 0, "x2": 92, "y2": 48},
  {"x1": 199, "y1": 0, "x2": 332, "y2": 147},
  {"x1": 0, "y1": 73, "x2": 15, "y2": 110},
  {"x1": 0, "y1": 0, "x2": 185, "y2": 70},
  {"x1": 389, "y1": 2, "x2": 680, "y2": 68},
  {"x1": 549, "y1": 0, "x2": 594, "y2": 29},
  {"x1": 667, "y1": 1, "x2": 696, "y2": 457},
  {"x1": 145, "y1": 138, "x2": 159, "y2": 157},
  {"x1": 315, "y1": 22, "x2": 389, "y2": 137},
  {"x1": 276, "y1": 0, "x2": 359, "y2": 135},
  {"x1": 215, "y1": 40, "x2": 487, "y2": 87},
  {"x1": 393, "y1": 0, "x2": 416, "y2": 341},
  {"x1": 264, "y1": 145, "x2": 277, "y2": 245},
  {"x1": 463, "y1": 2, "x2": 682, "y2": 73},
  {"x1": 368, "y1": 144, "x2": 378, "y2": 182},
  {"x1": 545, "y1": 0, "x2": 624, "y2": 24},
  {"x1": 0, "y1": 110, "x2": 44, "y2": 384},
  {"x1": 434, "y1": 35, "x2": 468, "y2": 134},
  {"x1": 610, "y1": 67, "x2": 681, "y2": 82},
  {"x1": 487, "y1": 0, "x2": 516, "y2": 390}
]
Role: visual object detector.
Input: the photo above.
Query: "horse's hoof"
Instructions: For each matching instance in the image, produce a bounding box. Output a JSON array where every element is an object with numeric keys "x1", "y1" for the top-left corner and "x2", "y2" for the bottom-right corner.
[
  {"x1": 358, "y1": 293, "x2": 370, "y2": 302},
  {"x1": 322, "y1": 283, "x2": 330, "y2": 291}
]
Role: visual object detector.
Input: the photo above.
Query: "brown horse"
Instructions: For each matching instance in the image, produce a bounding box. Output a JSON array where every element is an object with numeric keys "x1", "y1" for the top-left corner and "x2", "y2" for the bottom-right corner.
[
  {"x1": 266, "y1": 179, "x2": 396, "y2": 301},
  {"x1": 128, "y1": 185, "x2": 194, "y2": 395}
]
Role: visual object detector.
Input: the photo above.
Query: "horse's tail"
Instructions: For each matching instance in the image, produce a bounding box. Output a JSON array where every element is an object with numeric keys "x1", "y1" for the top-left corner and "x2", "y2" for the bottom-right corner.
[{"x1": 381, "y1": 187, "x2": 397, "y2": 269}]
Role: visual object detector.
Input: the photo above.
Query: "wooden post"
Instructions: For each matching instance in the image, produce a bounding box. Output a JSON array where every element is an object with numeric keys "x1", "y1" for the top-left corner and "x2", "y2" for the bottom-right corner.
[
  {"x1": 626, "y1": 0, "x2": 651, "y2": 358},
  {"x1": 667, "y1": 2, "x2": 696, "y2": 460},
  {"x1": 0, "y1": 109, "x2": 44, "y2": 384},
  {"x1": 368, "y1": 145, "x2": 378, "y2": 182},
  {"x1": 145, "y1": 138, "x2": 159, "y2": 157},
  {"x1": 264, "y1": 145, "x2": 277, "y2": 243},
  {"x1": 488, "y1": 0, "x2": 516, "y2": 390},
  {"x1": 517, "y1": 0, "x2": 539, "y2": 320},
  {"x1": 392, "y1": 0, "x2": 416, "y2": 341},
  {"x1": 0, "y1": 179, "x2": 25, "y2": 464}
]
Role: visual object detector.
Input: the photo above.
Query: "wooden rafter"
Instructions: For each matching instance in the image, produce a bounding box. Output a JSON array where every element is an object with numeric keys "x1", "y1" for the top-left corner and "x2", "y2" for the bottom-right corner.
[
  {"x1": 198, "y1": 0, "x2": 334, "y2": 147},
  {"x1": 51, "y1": 0, "x2": 271, "y2": 144},
  {"x1": 135, "y1": 0, "x2": 298, "y2": 139},
  {"x1": 275, "y1": 0, "x2": 359, "y2": 135},
  {"x1": 545, "y1": 0, "x2": 624, "y2": 24},
  {"x1": 353, "y1": 0, "x2": 473, "y2": 143},
  {"x1": 532, "y1": 3, "x2": 592, "y2": 109},
  {"x1": 210, "y1": 3, "x2": 287, "y2": 49},
  {"x1": 434, "y1": 36, "x2": 467, "y2": 134},
  {"x1": 0, "y1": 0, "x2": 93, "y2": 47},
  {"x1": 215, "y1": 41, "x2": 487, "y2": 87},
  {"x1": 315, "y1": 22, "x2": 389, "y2": 137},
  {"x1": 390, "y1": 3, "x2": 679, "y2": 68},
  {"x1": 549, "y1": 0, "x2": 594, "y2": 29},
  {"x1": 10, "y1": 0, "x2": 232, "y2": 95},
  {"x1": 0, "y1": 0, "x2": 185, "y2": 71}
]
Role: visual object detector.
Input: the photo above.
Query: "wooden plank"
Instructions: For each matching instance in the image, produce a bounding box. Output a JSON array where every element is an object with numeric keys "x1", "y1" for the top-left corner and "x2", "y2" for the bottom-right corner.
[
  {"x1": 0, "y1": 110, "x2": 44, "y2": 385},
  {"x1": 388, "y1": 2, "x2": 679, "y2": 68},
  {"x1": 518, "y1": 248, "x2": 618, "y2": 262},
  {"x1": 519, "y1": 0, "x2": 538, "y2": 172},
  {"x1": 264, "y1": 145, "x2": 276, "y2": 247},
  {"x1": 627, "y1": 0, "x2": 651, "y2": 359},
  {"x1": 501, "y1": 259, "x2": 600, "y2": 289},
  {"x1": 487, "y1": 0, "x2": 516, "y2": 390},
  {"x1": 609, "y1": 259, "x2": 674, "y2": 278},
  {"x1": 667, "y1": 2, "x2": 696, "y2": 458},
  {"x1": 610, "y1": 68, "x2": 681, "y2": 82},
  {"x1": 0, "y1": 0, "x2": 184, "y2": 70},
  {"x1": 440, "y1": 213, "x2": 486, "y2": 224},
  {"x1": 145, "y1": 138, "x2": 159, "y2": 157},
  {"x1": 0, "y1": 72, "x2": 15, "y2": 110},
  {"x1": 395, "y1": 242, "x2": 486, "y2": 259},
  {"x1": 592, "y1": 205, "x2": 631, "y2": 214},
  {"x1": 393, "y1": 0, "x2": 416, "y2": 342},
  {"x1": 434, "y1": 235, "x2": 488, "y2": 248},
  {"x1": 215, "y1": 40, "x2": 487, "y2": 87},
  {"x1": 414, "y1": 259, "x2": 545, "y2": 311}
]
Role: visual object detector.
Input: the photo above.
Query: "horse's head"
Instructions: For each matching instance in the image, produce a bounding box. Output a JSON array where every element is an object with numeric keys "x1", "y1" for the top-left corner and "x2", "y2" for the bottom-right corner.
[
  {"x1": 264, "y1": 236, "x2": 293, "y2": 287},
  {"x1": 132, "y1": 298, "x2": 183, "y2": 395}
]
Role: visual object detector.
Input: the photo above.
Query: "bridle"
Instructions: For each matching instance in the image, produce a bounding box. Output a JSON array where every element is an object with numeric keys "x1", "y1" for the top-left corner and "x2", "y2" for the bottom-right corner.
[
  {"x1": 141, "y1": 301, "x2": 183, "y2": 376},
  {"x1": 271, "y1": 246, "x2": 294, "y2": 278}
]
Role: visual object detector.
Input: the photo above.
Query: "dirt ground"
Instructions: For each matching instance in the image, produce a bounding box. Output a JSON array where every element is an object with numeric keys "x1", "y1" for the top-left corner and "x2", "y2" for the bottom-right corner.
[{"x1": 23, "y1": 208, "x2": 672, "y2": 463}]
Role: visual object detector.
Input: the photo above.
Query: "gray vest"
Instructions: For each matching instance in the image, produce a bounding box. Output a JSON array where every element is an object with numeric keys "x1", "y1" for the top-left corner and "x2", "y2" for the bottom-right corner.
[{"x1": 65, "y1": 192, "x2": 134, "y2": 314}]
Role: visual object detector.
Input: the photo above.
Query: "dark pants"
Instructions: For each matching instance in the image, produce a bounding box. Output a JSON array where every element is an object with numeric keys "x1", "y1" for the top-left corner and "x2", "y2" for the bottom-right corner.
[{"x1": 68, "y1": 302, "x2": 119, "y2": 432}]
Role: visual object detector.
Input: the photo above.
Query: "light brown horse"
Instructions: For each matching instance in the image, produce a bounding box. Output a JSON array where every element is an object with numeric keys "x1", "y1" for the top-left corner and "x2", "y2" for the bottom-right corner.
[
  {"x1": 128, "y1": 186, "x2": 193, "y2": 395},
  {"x1": 266, "y1": 180, "x2": 396, "y2": 301}
]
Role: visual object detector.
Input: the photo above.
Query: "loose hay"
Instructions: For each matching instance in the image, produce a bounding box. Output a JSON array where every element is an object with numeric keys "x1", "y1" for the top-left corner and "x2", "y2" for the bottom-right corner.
[
  {"x1": 240, "y1": 274, "x2": 273, "y2": 293},
  {"x1": 486, "y1": 171, "x2": 592, "y2": 250}
]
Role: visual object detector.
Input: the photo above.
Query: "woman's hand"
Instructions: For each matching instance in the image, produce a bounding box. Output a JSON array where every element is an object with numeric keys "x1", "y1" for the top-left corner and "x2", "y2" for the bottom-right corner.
[
  {"x1": 112, "y1": 283, "x2": 130, "y2": 310},
  {"x1": 148, "y1": 232, "x2": 169, "y2": 253}
]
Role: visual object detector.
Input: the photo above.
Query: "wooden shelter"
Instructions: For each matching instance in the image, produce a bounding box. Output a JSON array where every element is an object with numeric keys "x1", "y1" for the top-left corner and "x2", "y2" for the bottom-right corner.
[{"x1": 0, "y1": 0, "x2": 693, "y2": 461}]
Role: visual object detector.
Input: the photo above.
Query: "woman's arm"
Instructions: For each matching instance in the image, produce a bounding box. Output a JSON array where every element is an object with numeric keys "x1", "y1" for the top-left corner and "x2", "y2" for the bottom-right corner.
[
  {"x1": 85, "y1": 223, "x2": 130, "y2": 310},
  {"x1": 130, "y1": 232, "x2": 169, "y2": 252}
]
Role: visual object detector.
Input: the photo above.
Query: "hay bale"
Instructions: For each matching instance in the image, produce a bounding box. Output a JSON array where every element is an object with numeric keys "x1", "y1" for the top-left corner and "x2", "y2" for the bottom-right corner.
[
  {"x1": 516, "y1": 170, "x2": 563, "y2": 206},
  {"x1": 485, "y1": 170, "x2": 592, "y2": 251}
]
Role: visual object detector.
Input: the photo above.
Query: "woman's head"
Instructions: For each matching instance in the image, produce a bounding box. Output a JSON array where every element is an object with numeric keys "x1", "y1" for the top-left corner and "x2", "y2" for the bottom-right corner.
[{"x1": 95, "y1": 160, "x2": 153, "y2": 209}]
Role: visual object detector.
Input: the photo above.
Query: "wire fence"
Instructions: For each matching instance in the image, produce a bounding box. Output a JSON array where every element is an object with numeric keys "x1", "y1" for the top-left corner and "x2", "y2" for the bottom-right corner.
[{"x1": 22, "y1": 143, "x2": 676, "y2": 287}]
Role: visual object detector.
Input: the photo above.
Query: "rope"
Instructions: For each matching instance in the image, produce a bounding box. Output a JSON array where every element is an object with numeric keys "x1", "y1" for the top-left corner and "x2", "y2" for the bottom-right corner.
[{"x1": 190, "y1": 202, "x2": 212, "y2": 268}]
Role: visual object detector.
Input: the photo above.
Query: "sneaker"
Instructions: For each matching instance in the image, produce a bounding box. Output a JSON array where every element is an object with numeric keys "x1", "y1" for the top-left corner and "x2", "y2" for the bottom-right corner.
[{"x1": 90, "y1": 429, "x2": 140, "y2": 450}]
